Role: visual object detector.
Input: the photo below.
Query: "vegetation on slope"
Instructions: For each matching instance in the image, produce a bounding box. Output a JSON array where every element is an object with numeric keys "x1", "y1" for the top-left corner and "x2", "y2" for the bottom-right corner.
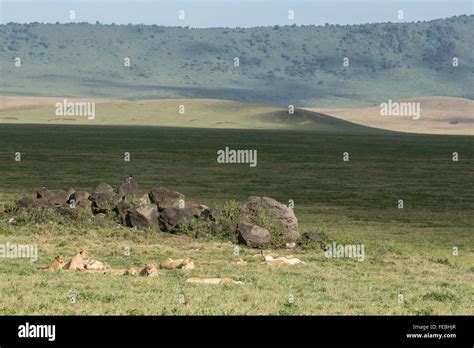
[{"x1": 0, "y1": 15, "x2": 472, "y2": 107}]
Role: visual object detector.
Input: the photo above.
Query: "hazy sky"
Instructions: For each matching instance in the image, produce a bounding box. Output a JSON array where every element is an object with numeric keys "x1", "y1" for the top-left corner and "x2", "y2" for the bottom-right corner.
[{"x1": 0, "y1": 0, "x2": 471, "y2": 27}]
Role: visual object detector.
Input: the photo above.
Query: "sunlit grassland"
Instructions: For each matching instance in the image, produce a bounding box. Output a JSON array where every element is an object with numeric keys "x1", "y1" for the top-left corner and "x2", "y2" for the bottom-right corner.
[{"x1": 0, "y1": 124, "x2": 472, "y2": 315}]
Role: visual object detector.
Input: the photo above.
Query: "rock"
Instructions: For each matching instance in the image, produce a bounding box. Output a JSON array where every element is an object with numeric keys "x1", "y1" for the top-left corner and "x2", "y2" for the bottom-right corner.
[
  {"x1": 0, "y1": 207, "x2": 5, "y2": 214},
  {"x1": 236, "y1": 222, "x2": 272, "y2": 248},
  {"x1": 47, "y1": 188, "x2": 76, "y2": 206},
  {"x1": 118, "y1": 178, "x2": 150, "y2": 205},
  {"x1": 245, "y1": 196, "x2": 299, "y2": 241},
  {"x1": 70, "y1": 191, "x2": 90, "y2": 202},
  {"x1": 117, "y1": 177, "x2": 139, "y2": 197},
  {"x1": 149, "y1": 187, "x2": 185, "y2": 211},
  {"x1": 56, "y1": 203, "x2": 79, "y2": 218},
  {"x1": 194, "y1": 230, "x2": 207, "y2": 239},
  {"x1": 94, "y1": 213, "x2": 106, "y2": 220},
  {"x1": 158, "y1": 207, "x2": 194, "y2": 232},
  {"x1": 94, "y1": 183, "x2": 114, "y2": 194},
  {"x1": 200, "y1": 207, "x2": 220, "y2": 222},
  {"x1": 69, "y1": 191, "x2": 92, "y2": 212},
  {"x1": 16, "y1": 197, "x2": 55, "y2": 211},
  {"x1": 115, "y1": 200, "x2": 132, "y2": 223},
  {"x1": 16, "y1": 196, "x2": 36, "y2": 210},
  {"x1": 36, "y1": 198, "x2": 56, "y2": 210},
  {"x1": 186, "y1": 202, "x2": 209, "y2": 218},
  {"x1": 37, "y1": 187, "x2": 51, "y2": 200},
  {"x1": 126, "y1": 204, "x2": 159, "y2": 230},
  {"x1": 91, "y1": 192, "x2": 122, "y2": 214},
  {"x1": 75, "y1": 199, "x2": 92, "y2": 212},
  {"x1": 285, "y1": 242, "x2": 297, "y2": 250},
  {"x1": 126, "y1": 190, "x2": 150, "y2": 205},
  {"x1": 209, "y1": 222, "x2": 223, "y2": 235}
]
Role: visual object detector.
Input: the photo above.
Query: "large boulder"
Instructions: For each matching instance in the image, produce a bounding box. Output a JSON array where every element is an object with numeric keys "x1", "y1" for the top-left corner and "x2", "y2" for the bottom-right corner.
[
  {"x1": 158, "y1": 207, "x2": 194, "y2": 232},
  {"x1": 47, "y1": 188, "x2": 76, "y2": 206},
  {"x1": 91, "y1": 192, "x2": 122, "y2": 214},
  {"x1": 245, "y1": 196, "x2": 299, "y2": 241},
  {"x1": 118, "y1": 177, "x2": 150, "y2": 205},
  {"x1": 16, "y1": 196, "x2": 54, "y2": 211},
  {"x1": 56, "y1": 203, "x2": 79, "y2": 218},
  {"x1": 117, "y1": 177, "x2": 139, "y2": 196},
  {"x1": 94, "y1": 183, "x2": 114, "y2": 194},
  {"x1": 126, "y1": 204, "x2": 159, "y2": 230},
  {"x1": 37, "y1": 187, "x2": 51, "y2": 200},
  {"x1": 90, "y1": 183, "x2": 122, "y2": 214},
  {"x1": 200, "y1": 207, "x2": 220, "y2": 222},
  {"x1": 149, "y1": 187, "x2": 185, "y2": 211},
  {"x1": 194, "y1": 230, "x2": 208, "y2": 239},
  {"x1": 237, "y1": 222, "x2": 272, "y2": 248},
  {"x1": 186, "y1": 202, "x2": 209, "y2": 218},
  {"x1": 115, "y1": 200, "x2": 132, "y2": 223},
  {"x1": 69, "y1": 191, "x2": 92, "y2": 212}
]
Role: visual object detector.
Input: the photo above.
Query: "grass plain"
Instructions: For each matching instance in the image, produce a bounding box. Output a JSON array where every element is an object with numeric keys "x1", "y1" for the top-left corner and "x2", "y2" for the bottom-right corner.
[{"x1": 0, "y1": 124, "x2": 472, "y2": 315}]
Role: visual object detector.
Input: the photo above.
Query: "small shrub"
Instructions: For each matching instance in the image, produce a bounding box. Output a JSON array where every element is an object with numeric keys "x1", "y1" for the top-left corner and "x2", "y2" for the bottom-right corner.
[
  {"x1": 15, "y1": 208, "x2": 64, "y2": 226},
  {"x1": 221, "y1": 200, "x2": 243, "y2": 223}
]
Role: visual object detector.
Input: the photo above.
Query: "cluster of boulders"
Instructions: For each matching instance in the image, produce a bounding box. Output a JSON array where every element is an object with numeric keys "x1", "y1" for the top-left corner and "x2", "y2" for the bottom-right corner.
[{"x1": 13, "y1": 177, "x2": 300, "y2": 248}]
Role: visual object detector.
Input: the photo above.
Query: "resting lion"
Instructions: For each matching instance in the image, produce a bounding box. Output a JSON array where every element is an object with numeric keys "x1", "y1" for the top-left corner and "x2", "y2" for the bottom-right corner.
[
  {"x1": 262, "y1": 255, "x2": 305, "y2": 266},
  {"x1": 126, "y1": 263, "x2": 159, "y2": 277},
  {"x1": 159, "y1": 257, "x2": 194, "y2": 270},
  {"x1": 85, "y1": 259, "x2": 110, "y2": 271},
  {"x1": 63, "y1": 250, "x2": 89, "y2": 270},
  {"x1": 62, "y1": 250, "x2": 111, "y2": 272},
  {"x1": 48, "y1": 255, "x2": 66, "y2": 271},
  {"x1": 186, "y1": 277, "x2": 242, "y2": 285}
]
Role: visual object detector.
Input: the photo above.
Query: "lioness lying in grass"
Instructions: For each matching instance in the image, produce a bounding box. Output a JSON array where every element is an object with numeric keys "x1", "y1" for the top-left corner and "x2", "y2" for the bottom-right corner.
[{"x1": 159, "y1": 257, "x2": 195, "y2": 270}]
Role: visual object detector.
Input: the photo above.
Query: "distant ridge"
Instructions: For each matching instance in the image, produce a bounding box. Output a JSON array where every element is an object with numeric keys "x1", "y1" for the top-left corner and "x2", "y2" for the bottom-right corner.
[{"x1": 0, "y1": 15, "x2": 472, "y2": 107}]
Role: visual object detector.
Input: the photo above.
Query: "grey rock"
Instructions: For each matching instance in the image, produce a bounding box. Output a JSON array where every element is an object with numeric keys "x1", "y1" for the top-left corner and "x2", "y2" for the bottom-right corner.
[
  {"x1": 158, "y1": 207, "x2": 194, "y2": 232},
  {"x1": 149, "y1": 187, "x2": 185, "y2": 211},
  {"x1": 91, "y1": 192, "x2": 122, "y2": 214},
  {"x1": 126, "y1": 204, "x2": 159, "y2": 230},
  {"x1": 48, "y1": 188, "x2": 75, "y2": 206},
  {"x1": 118, "y1": 178, "x2": 150, "y2": 204},
  {"x1": 195, "y1": 230, "x2": 208, "y2": 239},
  {"x1": 200, "y1": 207, "x2": 220, "y2": 222},
  {"x1": 236, "y1": 222, "x2": 272, "y2": 248},
  {"x1": 245, "y1": 196, "x2": 299, "y2": 241}
]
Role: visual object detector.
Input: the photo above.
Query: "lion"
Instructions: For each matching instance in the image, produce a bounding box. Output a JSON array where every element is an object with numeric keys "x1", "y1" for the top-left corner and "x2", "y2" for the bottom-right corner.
[
  {"x1": 126, "y1": 263, "x2": 159, "y2": 277},
  {"x1": 125, "y1": 265, "x2": 144, "y2": 276},
  {"x1": 233, "y1": 257, "x2": 248, "y2": 266},
  {"x1": 84, "y1": 259, "x2": 109, "y2": 271},
  {"x1": 186, "y1": 277, "x2": 242, "y2": 285},
  {"x1": 159, "y1": 257, "x2": 194, "y2": 270},
  {"x1": 48, "y1": 255, "x2": 66, "y2": 271},
  {"x1": 63, "y1": 250, "x2": 89, "y2": 270},
  {"x1": 261, "y1": 254, "x2": 304, "y2": 266},
  {"x1": 140, "y1": 263, "x2": 159, "y2": 277}
]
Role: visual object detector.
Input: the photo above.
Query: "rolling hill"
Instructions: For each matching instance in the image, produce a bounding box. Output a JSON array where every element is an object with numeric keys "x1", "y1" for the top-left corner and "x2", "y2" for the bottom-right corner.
[
  {"x1": 304, "y1": 96, "x2": 474, "y2": 135},
  {"x1": 0, "y1": 96, "x2": 383, "y2": 133}
]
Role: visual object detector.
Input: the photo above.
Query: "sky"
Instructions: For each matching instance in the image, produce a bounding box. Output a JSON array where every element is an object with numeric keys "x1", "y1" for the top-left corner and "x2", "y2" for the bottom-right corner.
[{"x1": 0, "y1": 0, "x2": 472, "y2": 27}]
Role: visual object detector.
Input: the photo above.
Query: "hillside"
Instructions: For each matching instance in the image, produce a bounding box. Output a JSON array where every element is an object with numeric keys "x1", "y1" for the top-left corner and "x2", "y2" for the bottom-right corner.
[
  {"x1": 0, "y1": 16, "x2": 472, "y2": 107},
  {"x1": 0, "y1": 96, "x2": 383, "y2": 133},
  {"x1": 305, "y1": 96, "x2": 474, "y2": 135}
]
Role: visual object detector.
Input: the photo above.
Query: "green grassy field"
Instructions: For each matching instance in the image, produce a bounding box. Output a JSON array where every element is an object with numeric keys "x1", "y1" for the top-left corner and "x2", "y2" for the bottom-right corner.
[{"x1": 0, "y1": 124, "x2": 472, "y2": 315}]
